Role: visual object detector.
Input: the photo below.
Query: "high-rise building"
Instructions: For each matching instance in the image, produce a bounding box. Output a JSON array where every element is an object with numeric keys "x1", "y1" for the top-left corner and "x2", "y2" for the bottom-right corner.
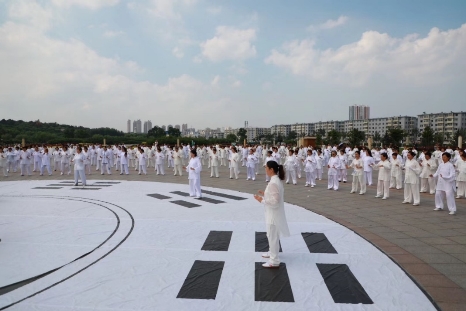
[
  {"x1": 127, "y1": 120, "x2": 131, "y2": 133},
  {"x1": 133, "y1": 119, "x2": 142, "y2": 133},
  {"x1": 175, "y1": 125, "x2": 180, "y2": 130},
  {"x1": 143, "y1": 120, "x2": 152, "y2": 134},
  {"x1": 349, "y1": 105, "x2": 370, "y2": 120}
]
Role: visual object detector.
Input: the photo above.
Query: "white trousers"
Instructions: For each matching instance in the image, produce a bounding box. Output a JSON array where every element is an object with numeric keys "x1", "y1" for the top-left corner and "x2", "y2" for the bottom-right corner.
[
  {"x1": 316, "y1": 168, "x2": 322, "y2": 180},
  {"x1": 390, "y1": 175, "x2": 403, "y2": 189},
  {"x1": 120, "y1": 164, "x2": 129, "y2": 174},
  {"x1": 189, "y1": 179, "x2": 202, "y2": 197},
  {"x1": 457, "y1": 181, "x2": 466, "y2": 197},
  {"x1": 338, "y1": 169, "x2": 347, "y2": 181},
  {"x1": 211, "y1": 166, "x2": 219, "y2": 177},
  {"x1": 138, "y1": 164, "x2": 147, "y2": 175},
  {"x1": 247, "y1": 166, "x2": 256, "y2": 180},
  {"x1": 7, "y1": 161, "x2": 15, "y2": 172},
  {"x1": 377, "y1": 180, "x2": 390, "y2": 198},
  {"x1": 404, "y1": 183, "x2": 420, "y2": 204},
  {"x1": 156, "y1": 164, "x2": 165, "y2": 175},
  {"x1": 101, "y1": 163, "x2": 111, "y2": 175},
  {"x1": 328, "y1": 174, "x2": 339, "y2": 190},
  {"x1": 85, "y1": 164, "x2": 91, "y2": 175},
  {"x1": 96, "y1": 160, "x2": 101, "y2": 170},
  {"x1": 74, "y1": 169, "x2": 86, "y2": 185},
  {"x1": 61, "y1": 162, "x2": 70, "y2": 174},
  {"x1": 420, "y1": 178, "x2": 436, "y2": 194},
  {"x1": 2, "y1": 165, "x2": 8, "y2": 176},
  {"x1": 54, "y1": 161, "x2": 60, "y2": 171},
  {"x1": 365, "y1": 171, "x2": 373, "y2": 185},
  {"x1": 40, "y1": 164, "x2": 52, "y2": 175},
  {"x1": 174, "y1": 164, "x2": 183, "y2": 176},
  {"x1": 230, "y1": 165, "x2": 238, "y2": 179},
  {"x1": 351, "y1": 174, "x2": 366, "y2": 193},
  {"x1": 33, "y1": 160, "x2": 40, "y2": 171},
  {"x1": 266, "y1": 224, "x2": 280, "y2": 265},
  {"x1": 296, "y1": 162, "x2": 302, "y2": 178},
  {"x1": 435, "y1": 190, "x2": 456, "y2": 212}
]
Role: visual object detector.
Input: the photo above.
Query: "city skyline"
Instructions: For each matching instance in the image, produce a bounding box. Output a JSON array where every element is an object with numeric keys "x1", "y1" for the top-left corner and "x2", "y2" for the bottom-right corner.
[{"x1": 1, "y1": 1, "x2": 465, "y2": 131}]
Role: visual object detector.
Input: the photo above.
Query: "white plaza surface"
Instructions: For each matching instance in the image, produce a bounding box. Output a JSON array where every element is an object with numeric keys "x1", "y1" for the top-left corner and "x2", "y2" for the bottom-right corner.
[{"x1": 0, "y1": 180, "x2": 436, "y2": 311}]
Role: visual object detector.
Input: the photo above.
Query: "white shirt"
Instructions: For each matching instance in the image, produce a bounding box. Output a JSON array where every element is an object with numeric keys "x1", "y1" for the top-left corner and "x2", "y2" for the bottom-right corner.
[
  {"x1": 433, "y1": 161, "x2": 456, "y2": 192},
  {"x1": 186, "y1": 157, "x2": 202, "y2": 180},
  {"x1": 261, "y1": 175, "x2": 290, "y2": 237},
  {"x1": 73, "y1": 153, "x2": 85, "y2": 170}
]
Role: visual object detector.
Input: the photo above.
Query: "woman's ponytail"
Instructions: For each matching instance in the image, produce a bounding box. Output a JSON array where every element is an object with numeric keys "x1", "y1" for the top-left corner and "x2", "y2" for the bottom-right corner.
[{"x1": 278, "y1": 164, "x2": 285, "y2": 180}]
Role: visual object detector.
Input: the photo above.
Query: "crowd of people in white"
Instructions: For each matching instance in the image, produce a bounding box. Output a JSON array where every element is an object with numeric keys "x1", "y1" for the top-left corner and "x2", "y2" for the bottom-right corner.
[{"x1": 1, "y1": 143, "x2": 465, "y2": 214}]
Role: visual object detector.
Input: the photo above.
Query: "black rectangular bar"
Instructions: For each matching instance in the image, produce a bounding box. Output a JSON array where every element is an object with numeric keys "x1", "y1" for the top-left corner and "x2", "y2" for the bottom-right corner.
[
  {"x1": 59, "y1": 181, "x2": 74, "y2": 183},
  {"x1": 255, "y1": 262, "x2": 294, "y2": 302},
  {"x1": 48, "y1": 184, "x2": 111, "y2": 187},
  {"x1": 71, "y1": 188, "x2": 101, "y2": 190},
  {"x1": 301, "y1": 233, "x2": 338, "y2": 254},
  {"x1": 177, "y1": 260, "x2": 225, "y2": 300},
  {"x1": 255, "y1": 232, "x2": 282, "y2": 252},
  {"x1": 201, "y1": 190, "x2": 246, "y2": 200},
  {"x1": 170, "y1": 200, "x2": 201, "y2": 208},
  {"x1": 201, "y1": 231, "x2": 233, "y2": 251},
  {"x1": 195, "y1": 197, "x2": 225, "y2": 204},
  {"x1": 147, "y1": 193, "x2": 172, "y2": 200},
  {"x1": 33, "y1": 187, "x2": 63, "y2": 189},
  {"x1": 170, "y1": 191, "x2": 190, "y2": 197},
  {"x1": 95, "y1": 182, "x2": 121, "y2": 184},
  {"x1": 317, "y1": 264, "x2": 373, "y2": 304}
]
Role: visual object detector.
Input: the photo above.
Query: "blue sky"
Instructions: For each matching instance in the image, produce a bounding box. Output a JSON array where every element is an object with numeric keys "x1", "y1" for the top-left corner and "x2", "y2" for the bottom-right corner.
[{"x1": 1, "y1": 0, "x2": 465, "y2": 131}]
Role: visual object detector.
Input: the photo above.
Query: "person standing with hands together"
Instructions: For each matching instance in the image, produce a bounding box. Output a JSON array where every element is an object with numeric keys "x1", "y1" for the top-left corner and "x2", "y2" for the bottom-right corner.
[
  {"x1": 254, "y1": 161, "x2": 290, "y2": 269},
  {"x1": 432, "y1": 153, "x2": 457, "y2": 215},
  {"x1": 184, "y1": 149, "x2": 202, "y2": 198},
  {"x1": 71, "y1": 146, "x2": 86, "y2": 187}
]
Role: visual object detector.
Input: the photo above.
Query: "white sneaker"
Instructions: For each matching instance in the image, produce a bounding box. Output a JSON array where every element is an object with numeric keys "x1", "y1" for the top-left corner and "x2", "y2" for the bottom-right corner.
[
  {"x1": 433, "y1": 207, "x2": 442, "y2": 211},
  {"x1": 311, "y1": 185, "x2": 315, "y2": 188},
  {"x1": 382, "y1": 197, "x2": 388, "y2": 200},
  {"x1": 402, "y1": 201, "x2": 409, "y2": 204},
  {"x1": 262, "y1": 262, "x2": 279, "y2": 269},
  {"x1": 261, "y1": 253, "x2": 270, "y2": 258},
  {"x1": 456, "y1": 196, "x2": 461, "y2": 199},
  {"x1": 375, "y1": 195, "x2": 382, "y2": 198},
  {"x1": 413, "y1": 203, "x2": 420, "y2": 206},
  {"x1": 359, "y1": 192, "x2": 364, "y2": 195},
  {"x1": 350, "y1": 191, "x2": 355, "y2": 193},
  {"x1": 60, "y1": 172, "x2": 63, "y2": 175},
  {"x1": 449, "y1": 211, "x2": 456, "y2": 215}
]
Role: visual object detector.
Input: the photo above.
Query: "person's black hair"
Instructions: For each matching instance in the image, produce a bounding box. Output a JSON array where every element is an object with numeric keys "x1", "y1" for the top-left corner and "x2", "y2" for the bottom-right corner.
[
  {"x1": 354, "y1": 150, "x2": 360, "y2": 156},
  {"x1": 442, "y1": 152, "x2": 451, "y2": 159},
  {"x1": 425, "y1": 152, "x2": 431, "y2": 157},
  {"x1": 122, "y1": 146, "x2": 127, "y2": 158},
  {"x1": 266, "y1": 160, "x2": 285, "y2": 180},
  {"x1": 191, "y1": 149, "x2": 197, "y2": 157},
  {"x1": 267, "y1": 150, "x2": 272, "y2": 156},
  {"x1": 408, "y1": 151, "x2": 416, "y2": 157},
  {"x1": 392, "y1": 152, "x2": 398, "y2": 157},
  {"x1": 380, "y1": 152, "x2": 388, "y2": 159}
]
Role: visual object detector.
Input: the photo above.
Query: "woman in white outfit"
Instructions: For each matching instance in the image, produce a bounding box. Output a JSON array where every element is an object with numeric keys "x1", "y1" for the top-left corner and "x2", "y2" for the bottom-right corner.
[
  {"x1": 254, "y1": 161, "x2": 290, "y2": 268},
  {"x1": 374, "y1": 153, "x2": 391, "y2": 200},
  {"x1": 71, "y1": 147, "x2": 86, "y2": 187},
  {"x1": 455, "y1": 151, "x2": 466, "y2": 199},
  {"x1": 184, "y1": 149, "x2": 202, "y2": 198},
  {"x1": 348, "y1": 151, "x2": 366, "y2": 195},
  {"x1": 327, "y1": 151, "x2": 340, "y2": 190},
  {"x1": 120, "y1": 146, "x2": 129, "y2": 175},
  {"x1": 304, "y1": 149, "x2": 316, "y2": 187},
  {"x1": 173, "y1": 146, "x2": 183, "y2": 176},
  {"x1": 432, "y1": 153, "x2": 457, "y2": 214},
  {"x1": 363, "y1": 150, "x2": 375, "y2": 186},
  {"x1": 402, "y1": 151, "x2": 421, "y2": 206},
  {"x1": 419, "y1": 152, "x2": 437, "y2": 194},
  {"x1": 138, "y1": 147, "x2": 147, "y2": 175},
  {"x1": 229, "y1": 147, "x2": 239, "y2": 179},
  {"x1": 210, "y1": 148, "x2": 220, "y2": 178},
  {"x1": 155, "y1": 147, "x2": 165, "y2": 175},
  {"x1": 40, "y1": 148, "x2": 52, "y2": 176},
  {"x1": 83, "y1": 146, "x2": 91, "y2": 175},
  {"x1": 284, "y1": 149, "x2": 297, "y2": 185},
  {"x1": 390, "y1": 153, "x2": 403, "y2": 189}
]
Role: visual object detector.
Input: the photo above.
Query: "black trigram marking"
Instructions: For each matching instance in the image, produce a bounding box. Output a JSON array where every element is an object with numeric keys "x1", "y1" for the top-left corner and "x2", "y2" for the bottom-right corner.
[
  {"x1": 59, "y1": 181, "x2": 74, "y2": 183},
  {"x1": 33, "y1": 187, "x2": 63, "y2": 190},
  {"x1": 71, "y1": 188, "x2": 101, "y2": 190},
  {"x1": 177, "y1": 260, "x2": 225, "y2": 300},
  {"x1": 95, "y1": 182, "x2": 120, "y2": 184},
  {"x1": 195, "y1": 197, "x2": 225, "y2": 204},
  {"x1": 48, "y1": 184, "x2": 111, "y2": 187},
  {"x1": 147, "y1": 193, "x2": 172, "y2": 200},
  {"x1": 255, "y1": 262, "x2": 294, "y2": 302},
  {"x1": 255, "y1": 232, "x2": 282, "y2": 252},
  {"x1": 170, "y1": 191, "x2": 190, "y2": 197},
  {"x1": 301, "y1": 233, "x2": 337, "y2": 254},
  {"x1": 201, "y1": 231, "x2": 233, "y2": 251},
  {"x1": 170, "y1": 200, "x2": 201, "y2": 208},
  {"x1": 317, "y1": 264, "x2": 373, "y2": 304},
  {"x1": 202, "y1": 190, "x2": 247, "y2": 201}
]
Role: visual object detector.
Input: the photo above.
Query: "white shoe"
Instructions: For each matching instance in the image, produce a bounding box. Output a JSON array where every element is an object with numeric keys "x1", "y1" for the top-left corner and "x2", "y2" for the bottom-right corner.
[
  {"x1": 359, "y1": 192, "x2": 364, "y2": 195},
  {"x1": 433, "y1": 207, "x2": 442, "y2": 211},
  {"x1": 60, "y1": 172, "x2": 63, "y2": 175},
  {"x1": 311, "y1": 185, "x2": 314, "y2": 188},
  {"x1": 195, "y1": 196, "x2": 202, "y2": 199},
  {"x1": 413, "y1": 203, "x2": 420, "y2": 206},
  {"x1": 456, "y1": 196, "x2": 461, "y2": 199},
  {"x1": 449, "y1": 211, "x2": 456, "y2": 215},
  {"x1": 382, "y1": 197, "x2": 388, "y2": 200},
  {"x1": 375, "y1": 195, "x2": 382, "y2": 198},
  {"x1": 261, "y1": 253, "x2": 270, "y2": 258},
  {"x1": 262, "y1": 262, "x2": 279, "y2": 269},
  {"x1": 350, "y1": 191, "x2": 355, "y2": 193},
  {"x1": 402, "y1": 201, "x2": 409, "y2": 204}
]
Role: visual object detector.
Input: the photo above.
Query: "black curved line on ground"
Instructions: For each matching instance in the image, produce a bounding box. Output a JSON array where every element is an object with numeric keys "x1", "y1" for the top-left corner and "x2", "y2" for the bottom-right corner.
[
  {"x1": 0, "y1": 195, "x2": 135, "y2": 310},
  {"x1": 0, "y1": 196, "x2": 121, "y2": 296}
]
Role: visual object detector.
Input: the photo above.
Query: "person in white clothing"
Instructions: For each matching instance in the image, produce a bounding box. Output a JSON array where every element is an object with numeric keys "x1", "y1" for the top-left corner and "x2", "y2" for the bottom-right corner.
[
  {"x1": 455, "y1": 151, "x2": 466, "y2": 199},
  {"x1": 119, "y1": 146, "x2": 129, "y2": 175},
  {"x1": 155, "y1": 147, "x2": 165, "y2": 175},
  {"x1": 284, "y1": 149, "x2": 297, "y2": 185},
  {"x1": 374, "y1": 153, "x2": 391, "y2": 199},
  {"x1": 390, "y1": 153, "x2": 403, "y2": 190},
  {"x1": 254, "y1": 161, "x2": 290, "y2": 268},
  {"x1": 327, "y1": 151, "x2": 340, "y2": 190},
  {"x1": 173, "y1": 146, "x2": 183, "y2": 176},
  {"x1": 6, "y1": 147, "x2": 16, "y2": 173},
  {"x1": 60, "y1": 146, "x2": 71, "y2": 175},
  {"x1": 83, "y1": 146, "x2": 91, "y2": 175},
  {"x1": 100, "y1": 146, "x2": 112, "y2": 175},
  {"x1": 40, "y1": 148, "x2": 52, "y2": 176},
  {"x1": 363, "y1": 150, "x2": 375, "y2": 186},
  {"x1": 229, "y1": 147, "x2": 240, "y2": 179},
  {"x1": 316, "y1": 149, "x2": 324, "y2": 180},
  {"x1": 432, "y1": 153, "x2": 457, "y2": 214},
  {"x1": 304, "y1": 149, "x2": 316, "y2": 187},
  {"x1": 0, "y1": 149, "x2": 8, "y2": 177},
  {"x1": 184, "y1": 150, "x2": 202, "y2": 198},
  {"x1": 419, "y1": 152, "x2": 437, "y2": 194},
  {"x1": 32, "y1": 147, "x2": 41, "y2": 172},
  {"x1": 348, "y1": 151, "x2": 366, "y2": 194},
  {"x1": 402, "y1": 151, "x2": 421, "y2": 206},
  {"x1": 71, "y1": 147, "x2": 86, "y2": 187},
  {"x1": 338, "y1": 149, "x2": 348, "y2": 183},
  {"x1": 210, "y1": 148, "x2": 220, "y2": 178},
  {"x1": 19, "y1": 147, "x2": 32, "y2": 176}
]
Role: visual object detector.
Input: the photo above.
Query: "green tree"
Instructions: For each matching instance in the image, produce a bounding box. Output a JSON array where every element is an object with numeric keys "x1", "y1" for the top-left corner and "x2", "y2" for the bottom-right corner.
[
  {"x1": 327, "y1": 130, "x2": 341, "y2": 146},
  {"x1": 167, "y1": 127, "x2": 181, "y2": 137},
  {"x1": 373, "y1": 131, "x2": 381, "y2": 145},
  {"x1": 226, "y1": 133, "x2": 237, "y2": 142},
  {"x1": 147, "y1": 126, "x2": 166, "y2": 137},
  {"x1": 386, "y1": 127, "x2": 404, "y2": 145},
  {"x1": 433, "y1": 132, "x2": 444, "y2": 145},
  {"x1": 287, "y1": 131, "x2": 297, "y2": 141},
  {"x1": 64, "y1": 127, "x2": 74, "y2": 138},
  {"x1": 316, "y1": 133, "x2": 323, "y2": 146},
  {"x1": 237, "y1": 128, "x2": 247, "y2": 142},
  {"x1": 421, "y1": 126, "x2": 434, "y2": 146},
  {"x1": 347, "y1": 128, "x2": 365, "y2": 146}
]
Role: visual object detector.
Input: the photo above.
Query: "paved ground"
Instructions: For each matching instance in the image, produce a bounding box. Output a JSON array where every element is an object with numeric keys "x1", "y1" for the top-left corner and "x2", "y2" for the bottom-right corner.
[{"x1": 2, "y1": 164, "x2": 466, "y2": 310}]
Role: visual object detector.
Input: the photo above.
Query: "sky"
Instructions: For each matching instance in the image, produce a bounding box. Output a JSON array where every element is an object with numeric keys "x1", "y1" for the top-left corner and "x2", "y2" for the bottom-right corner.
[{"x1": 1, "y1": 0, "x2": 466, "y2": 132}]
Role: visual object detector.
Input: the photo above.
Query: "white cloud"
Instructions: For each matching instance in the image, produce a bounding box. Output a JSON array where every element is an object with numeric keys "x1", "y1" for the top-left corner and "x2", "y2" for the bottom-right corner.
[
  {"x1": 103, "y1": 30, "x2": 125, "y2": 38},
  {"x1": 265, "y1": 24, "x2": 466, "y2": 86},
  {"x1": 211, "y1": 75, "x2": 220, "y2": 86},
  {"x1": 231, "y1": 80, "x2": 242, "y2": 88},
  {"x1": 51, "y1": 0, "x2": 119, "y2": 10},
  {"x1": 146, "y1": 0, "x2": 197, "y2": 20},
  {"x1": 172, "y1": 47, "x2": 184, "y2": 58},
  {"x1": 307, "y1": 15, "x2": 348, "y2": 31},
  {"x1": 8, "y1": 0, "x2": 53, "y2": 31},
  {"x1": 207, "y1": 6, "x2": 222, "y2": 15},
  {"x1": 200, "y1": 26, "x2": 257, "y2": 62}
]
